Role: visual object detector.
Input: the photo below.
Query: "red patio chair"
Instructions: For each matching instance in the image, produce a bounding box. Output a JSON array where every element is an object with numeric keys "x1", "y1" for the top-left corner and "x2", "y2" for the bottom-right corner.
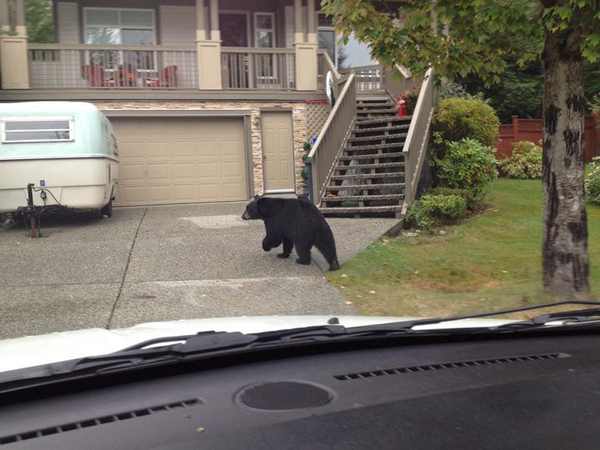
[{"x1": 143, "y1": 66, "x2": 178, "y2": 88}]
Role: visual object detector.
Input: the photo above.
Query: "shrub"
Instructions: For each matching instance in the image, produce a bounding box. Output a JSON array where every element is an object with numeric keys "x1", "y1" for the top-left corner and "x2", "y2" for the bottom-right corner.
[
  {"x1": 438, "y1": 80, "x2": 470, "y2": 100},
  {"x1": 432, "y1": 97, "x2": 500, "y2": 158},
  {"x1": 497, "y1": 140, "x2": 543, "y2": 179},
  {"x1": 586, "y1": 157, "x2": 600, "y2": 206},
  {"x1": 434, "y1": 138, "x2": 498, "y2": 202},
  {"x1": 427, "y1": 187, "x2": 483, "y2": 210},
  {"x1": 405, "y1": 193, "x2": 467, "y2": 232}
]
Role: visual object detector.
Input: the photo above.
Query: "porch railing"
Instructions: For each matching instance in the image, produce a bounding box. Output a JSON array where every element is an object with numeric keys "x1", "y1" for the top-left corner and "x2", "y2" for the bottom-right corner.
[
  {"x1": 221, "y1": 47, "x2": 295, "y2": 90},
  {"x1": 402, "y1": 68, "x2": 436, "y2": 213},
  {"x1": 340, "y1": 64, "x2": 383, "y2": 92},
  {"x1": 306, "y1": 73, "x2": 356, "y2": 205},
  {"x1": 28, "y1": 44, "x2": 197, "y2": 89}
]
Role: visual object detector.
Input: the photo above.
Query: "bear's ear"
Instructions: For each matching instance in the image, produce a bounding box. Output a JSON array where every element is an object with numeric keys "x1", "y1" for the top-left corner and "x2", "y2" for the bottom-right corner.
[{"x1": 257, "y1": 198, "x2": 285, "y2": 218}]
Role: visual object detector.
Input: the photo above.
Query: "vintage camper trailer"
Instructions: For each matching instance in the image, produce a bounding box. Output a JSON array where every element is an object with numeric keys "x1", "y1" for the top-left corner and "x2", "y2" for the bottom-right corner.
[{"x1": 0, "y1": 102, "x2": 119, "y2": 218}]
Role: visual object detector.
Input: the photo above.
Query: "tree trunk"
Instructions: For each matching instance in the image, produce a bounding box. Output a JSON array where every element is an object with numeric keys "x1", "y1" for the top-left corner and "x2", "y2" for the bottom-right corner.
[{"x1": 541, "y1": 27, "x2": 589, "y2": 298}]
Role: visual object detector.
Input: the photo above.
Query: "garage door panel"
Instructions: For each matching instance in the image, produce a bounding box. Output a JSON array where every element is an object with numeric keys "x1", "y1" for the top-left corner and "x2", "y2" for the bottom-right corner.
[
  {"x1": 174, "y1": 185, "x2": 198, "y2": 202},
  {"x1": 147, "y1": 163, "x2": 171, "y2": 181},
  {"x1": 118, "y1": 186, "x2": 147, "y2": 204},
  {"x1": 120, "y1": 164, "x2": 146, "y2": 182},
  {"x1": 173, "y1": 163, "x2": 198, "y2": 179},
  {"x1": 172, "y1": 141, "x2": 196, "y2": 158},
  {"x1": 119, "y1": 141, "x2": 147, "y2": 158},
  {"x1": 114, "y1": 117, "x2": 248, "y2": 206},
  {"x1": 222, "y1": 161, "x2": 245, "y2": 177}
]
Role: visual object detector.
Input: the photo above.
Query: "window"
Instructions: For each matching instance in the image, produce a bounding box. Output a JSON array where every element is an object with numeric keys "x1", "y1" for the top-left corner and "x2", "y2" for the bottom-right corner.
[
  {"x1": 254, "y1": 13, "x2": 275, "y2": 48},
  {"x1": 84, "y1": 8, "x2": 155, "y2": 46},
  {"x1": 84, "y1": 8, "x2": 156, "y2": 75},
  {"x1": 1, "y1": 118, "x2": 74, "y2": 143},
  {"x1": 317, "y1": 13, "x2": 336, "y2": 66}
]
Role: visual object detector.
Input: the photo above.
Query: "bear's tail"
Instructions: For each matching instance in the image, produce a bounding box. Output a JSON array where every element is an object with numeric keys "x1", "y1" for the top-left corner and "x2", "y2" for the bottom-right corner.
[{"x1": 315, "y1": 226, "x2": 339, "y2": 271}]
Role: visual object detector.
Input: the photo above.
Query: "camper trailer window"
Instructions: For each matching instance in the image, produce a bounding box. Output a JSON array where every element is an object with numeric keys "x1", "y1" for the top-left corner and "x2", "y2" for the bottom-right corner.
[{"x1": 1, "y1": 118, "x2": 74, "y2": 143}]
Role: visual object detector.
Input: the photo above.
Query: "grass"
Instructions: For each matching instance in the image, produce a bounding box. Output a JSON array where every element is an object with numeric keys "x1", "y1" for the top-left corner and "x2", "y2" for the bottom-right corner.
[{"x1": 327, "y1": 178, "x2": 600, "y2": 319}]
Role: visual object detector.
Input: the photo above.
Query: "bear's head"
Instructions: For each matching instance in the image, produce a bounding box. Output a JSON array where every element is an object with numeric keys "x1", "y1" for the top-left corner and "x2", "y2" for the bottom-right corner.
[{"x1": 241, "y1": 196, "x2": 285, "y2": 220}]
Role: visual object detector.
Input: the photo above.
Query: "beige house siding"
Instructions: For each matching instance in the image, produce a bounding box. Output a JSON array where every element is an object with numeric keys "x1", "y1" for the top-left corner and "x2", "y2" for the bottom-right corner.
[
  {"x1": 284, "y1": 6, "x2": 308, "y2": 47},
  {"x1": 159, "y1": 5, "x2": 208, "y2": 45},
  {"x1": 94, "y1": 101, "x2": 308, "y2": 196},
  {"x1": 56, "y1": 2, "x2": 79, "y2": 44}
]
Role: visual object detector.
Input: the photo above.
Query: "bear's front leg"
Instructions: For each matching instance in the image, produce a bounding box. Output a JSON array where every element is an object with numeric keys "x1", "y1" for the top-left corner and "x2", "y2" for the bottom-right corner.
[{"x1": 262, "y1": 233, "x2": 283, "y2": 252}]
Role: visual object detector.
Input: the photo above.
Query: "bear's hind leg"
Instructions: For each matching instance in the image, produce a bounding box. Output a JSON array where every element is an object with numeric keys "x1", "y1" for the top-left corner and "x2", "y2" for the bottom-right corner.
[
  {"x1": 314, "y1": 227, "x2": 340, "y2": 271},
  {"x1": 277, "y1": 239, "x2": 293, "y2": 259},
  {"x1": 294, "y1": 236, "x2": 313, "y2": 265}
]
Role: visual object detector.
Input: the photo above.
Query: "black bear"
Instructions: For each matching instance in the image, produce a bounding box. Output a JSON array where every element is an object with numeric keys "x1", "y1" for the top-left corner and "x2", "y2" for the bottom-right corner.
[{"x1": 241, "y1": 196, "x2": 340, "y2": 271}]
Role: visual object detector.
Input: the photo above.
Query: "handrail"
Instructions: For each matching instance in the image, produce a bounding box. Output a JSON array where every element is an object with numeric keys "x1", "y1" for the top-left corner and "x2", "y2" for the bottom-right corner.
[
  {"x1": 320, "y1": 50, "x2": 341, "y2": 80},
  {"x1": 307, "y1": 72, "x2": 357, "y2": 205},
  {"x1": 401, "y1": 67, "x2": 436, "y2": 214},
  {"x1": 221, "y1": 47, "x2": 295, "y2": 54},
  {"x1": 28, "y1": 43, "x2": 196, "y2": 52}
]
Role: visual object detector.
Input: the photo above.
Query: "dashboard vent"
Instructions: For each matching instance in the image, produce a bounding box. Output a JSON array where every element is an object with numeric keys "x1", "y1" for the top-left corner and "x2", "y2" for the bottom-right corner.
[
  {"x1": 0, "y1": 398, "x2": 203, "y2": 446},
  {"x1": 333, "y1": 353, "x2": 570, "y2": 381}
]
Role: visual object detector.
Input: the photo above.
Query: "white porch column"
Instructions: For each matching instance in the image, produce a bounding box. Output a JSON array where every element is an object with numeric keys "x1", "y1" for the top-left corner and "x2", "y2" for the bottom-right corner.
[
  {"x1": 0, "y1": 0, "x2": 30, "y2": 89},
  {"x1": 196, "y1": 0, "x2": 222, "y2": 90},
  {"x1": 294, "y1": 0, "x2": 318, "y2": 91}
]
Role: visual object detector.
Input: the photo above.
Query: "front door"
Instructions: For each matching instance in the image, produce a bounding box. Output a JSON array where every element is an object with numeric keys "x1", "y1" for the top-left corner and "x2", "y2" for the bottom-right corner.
[{"x1": 262, "y1": 111, "x2": 294, "y2": 193}]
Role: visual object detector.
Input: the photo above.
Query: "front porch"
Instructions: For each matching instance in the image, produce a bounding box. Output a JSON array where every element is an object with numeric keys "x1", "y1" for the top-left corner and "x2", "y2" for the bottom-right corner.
[{"x1": 0, "y1": 0, "x2": 337, "y2": 96}]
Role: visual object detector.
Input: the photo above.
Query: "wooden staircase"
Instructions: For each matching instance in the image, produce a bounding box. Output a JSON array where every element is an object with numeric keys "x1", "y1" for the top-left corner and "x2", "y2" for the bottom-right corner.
[{"x1": 320, "y1": 97, "x2": 411, "y2": 217}]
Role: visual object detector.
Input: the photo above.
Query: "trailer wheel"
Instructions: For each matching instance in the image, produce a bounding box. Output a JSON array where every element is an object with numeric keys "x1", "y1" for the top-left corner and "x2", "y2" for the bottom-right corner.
[{"x1": 100, "y1": 200, "x2": 113, "y2": 218}]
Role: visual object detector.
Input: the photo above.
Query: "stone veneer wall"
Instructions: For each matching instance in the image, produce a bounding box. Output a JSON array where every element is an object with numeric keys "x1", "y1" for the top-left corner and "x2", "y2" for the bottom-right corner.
[{"x1": 93, "y1": 101, "x2": 309, "y2": 196}]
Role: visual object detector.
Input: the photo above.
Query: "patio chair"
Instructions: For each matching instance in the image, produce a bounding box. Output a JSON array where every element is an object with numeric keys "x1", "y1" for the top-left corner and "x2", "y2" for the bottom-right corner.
[{"x1": 143, "y1": 66, "x2": 178, "y2": 88}]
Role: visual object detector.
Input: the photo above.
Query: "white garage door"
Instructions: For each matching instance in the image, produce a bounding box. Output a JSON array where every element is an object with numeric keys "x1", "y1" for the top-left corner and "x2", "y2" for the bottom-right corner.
[{"x1": 112, "y1": 117, "x2": 248, "y2": 206}]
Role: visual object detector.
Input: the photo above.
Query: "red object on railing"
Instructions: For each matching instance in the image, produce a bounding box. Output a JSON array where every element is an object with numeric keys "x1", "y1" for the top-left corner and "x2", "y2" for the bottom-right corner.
[{"x1": 397, "y1": 98, "x2": 408, "y2": 117}]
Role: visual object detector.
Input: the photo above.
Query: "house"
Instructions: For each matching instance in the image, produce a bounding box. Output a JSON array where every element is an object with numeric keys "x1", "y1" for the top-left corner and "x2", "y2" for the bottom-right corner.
[{"x1": 0, "y1": 0, "x2": 434, "y2": 217}]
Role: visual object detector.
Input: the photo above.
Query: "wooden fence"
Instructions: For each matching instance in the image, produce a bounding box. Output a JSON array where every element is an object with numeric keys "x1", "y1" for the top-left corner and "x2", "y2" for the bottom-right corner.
[{"x1": 497, "y1": 115, "x2": 599, "y2": 162}]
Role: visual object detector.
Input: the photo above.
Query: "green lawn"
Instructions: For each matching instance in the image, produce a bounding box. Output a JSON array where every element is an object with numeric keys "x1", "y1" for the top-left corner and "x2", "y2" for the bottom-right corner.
[{"x1": 328, "y1": 178, "x2": 600, "y2": 318}]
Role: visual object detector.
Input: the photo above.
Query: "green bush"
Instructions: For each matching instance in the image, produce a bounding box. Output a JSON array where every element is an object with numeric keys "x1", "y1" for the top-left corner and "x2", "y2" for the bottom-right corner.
[
  {"x1": 586, "y1": 157, "x2": 600, "y2": 206},
  {"x1": 497, "y1": 140, "x2": 543, "y2": 179},
  {"x1": 427, "y1": 187, "x2": 483, "y2": 210},
  {"x1": 435, "y1": 138, "x2": 498, "y2": 202},
  {"x1": 405, "y1": 193, "x2": 467, "y2": 232},
  {"x1": 432, "y1": 97, "x2": 500, "y2": 158}
]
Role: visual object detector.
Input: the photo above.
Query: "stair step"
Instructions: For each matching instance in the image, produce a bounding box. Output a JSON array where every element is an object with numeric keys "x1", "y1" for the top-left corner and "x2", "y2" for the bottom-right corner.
[
  {"x1": 320, "y1": 205, "x2": 403, "y2": 214},
  {"x1": 357, "y1": 96, "x2": 391, "y2": 102},
  {"x1": 348, "y1": 133, "x2": 407, "y2": 143},
  {"x1": 357, "y1": 108, "x2": 397, "y2": 115},
  {"x1": 336, "y1": 162, "x2": 404, "y2": 171},
  {"x1": 331, "y1": 172, "x2": 404, "y2": 181},
  {"x1": 326, "y1": 183, "x2": 405, "y2": 191},
  {"x1": 322, "y1": 194, "x2": 405, "y2": 202},
  {"x1": 357, "y1": 116, "x2": 412, "y2": 125},
  {"x1": 353, "y1": 124, "x2": 410, "y2": 135},
  {"x1": 346, "y1": 142, "x2": 405, "y2": 151},
  {"x1": 357, "y1": 103, "x2": 396, "y2": 110},
  {"x1": 339, "y1": 152, "x2": 405, "y2": 161}
]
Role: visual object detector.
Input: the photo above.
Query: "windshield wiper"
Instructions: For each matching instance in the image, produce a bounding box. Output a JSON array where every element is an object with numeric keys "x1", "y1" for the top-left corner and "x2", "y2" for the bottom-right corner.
[{"x1": 2, "y1": 300, "x2": 600, "y2": 392}]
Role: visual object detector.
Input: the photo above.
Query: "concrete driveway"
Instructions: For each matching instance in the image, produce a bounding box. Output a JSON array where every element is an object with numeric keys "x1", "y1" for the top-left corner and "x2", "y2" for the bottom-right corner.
[{"x1": 0, "y1": 203, "x2": 397, "y2": 339}]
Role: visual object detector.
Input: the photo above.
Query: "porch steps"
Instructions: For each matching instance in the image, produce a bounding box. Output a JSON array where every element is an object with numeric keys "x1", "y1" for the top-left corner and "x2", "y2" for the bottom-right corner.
[{"x1": 319, "y1": 97, "x2": 412, "y2": 218}]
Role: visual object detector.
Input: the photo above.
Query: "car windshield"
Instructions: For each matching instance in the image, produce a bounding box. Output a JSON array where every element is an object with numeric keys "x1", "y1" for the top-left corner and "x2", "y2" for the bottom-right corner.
[{"x1": 0, "y1": 1, "x2": 598, "y2": 377}]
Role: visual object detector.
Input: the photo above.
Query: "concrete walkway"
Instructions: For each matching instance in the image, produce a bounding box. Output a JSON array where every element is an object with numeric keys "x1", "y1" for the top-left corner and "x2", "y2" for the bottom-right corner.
[{"x1": 0, "y1": 203, "x2": 397, "y2": 339}]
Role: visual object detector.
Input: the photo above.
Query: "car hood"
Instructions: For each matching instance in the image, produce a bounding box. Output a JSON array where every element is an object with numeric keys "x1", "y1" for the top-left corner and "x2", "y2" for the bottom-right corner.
[{"x1": 0, "y1": 315, "x2": 518, "y2": 374}]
